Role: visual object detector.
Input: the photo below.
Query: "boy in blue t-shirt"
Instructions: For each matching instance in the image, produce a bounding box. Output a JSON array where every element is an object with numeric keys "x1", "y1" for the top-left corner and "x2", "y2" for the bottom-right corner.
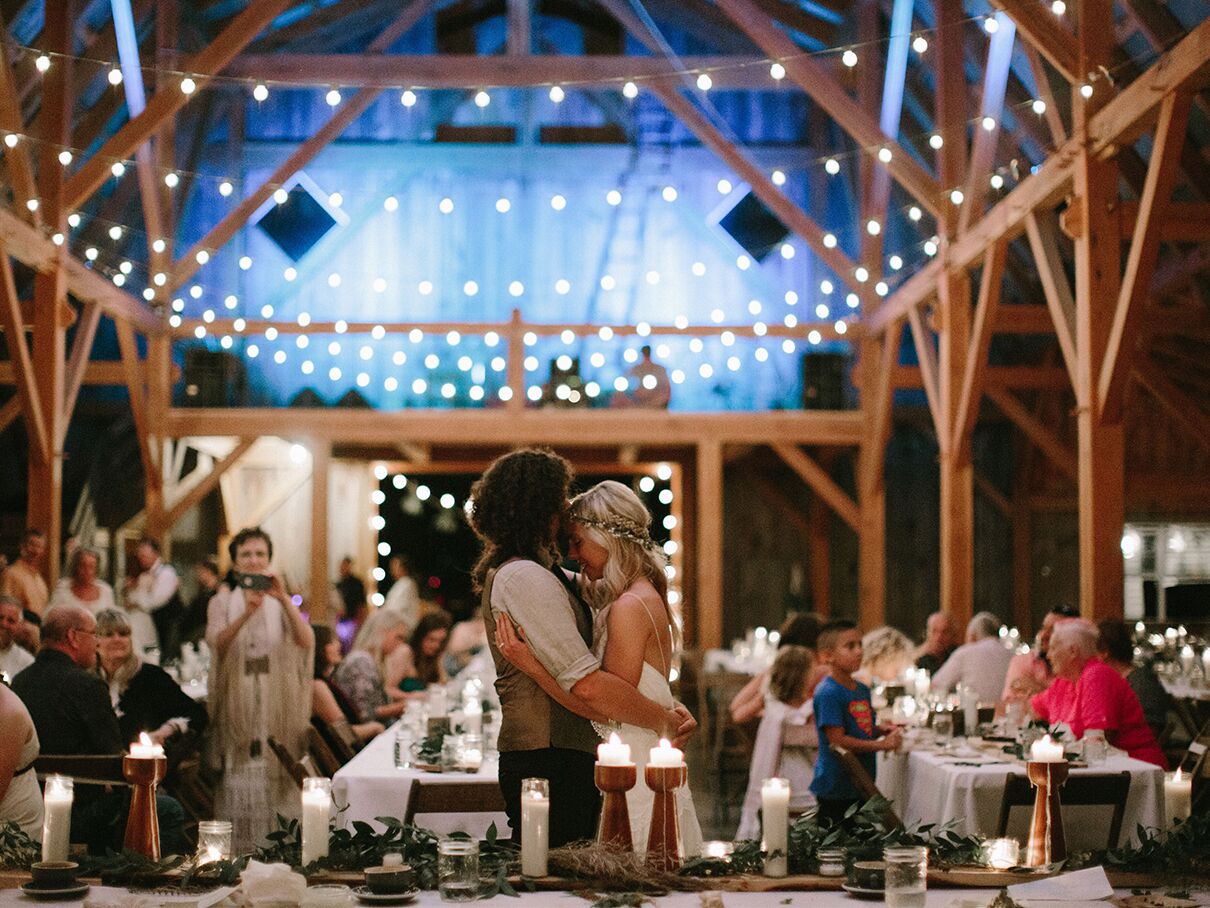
[{"x1": 810, "y1": 619, "x2": 901, "y2": 826}]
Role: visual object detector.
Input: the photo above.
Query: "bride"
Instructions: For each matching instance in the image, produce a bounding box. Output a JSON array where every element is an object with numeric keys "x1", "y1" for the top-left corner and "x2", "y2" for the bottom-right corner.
[{"x1": 495, "y1": 480, "x2": 702, "y2": 856}]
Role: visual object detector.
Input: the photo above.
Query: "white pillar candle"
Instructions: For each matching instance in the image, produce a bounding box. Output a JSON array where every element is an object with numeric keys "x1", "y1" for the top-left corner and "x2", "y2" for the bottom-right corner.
[
  {"x1": 520, "y1": 778, "x2": 549, "y2": 877},
  {"x1": 1029, "y1": 734, "x2": 1065, "y2": 762},
  {"x1": 129, "y1": 731, "x2": 165, "y2": 759},
  {"x1": 913, "y1": 668, "x2": 930, "y2": 700},
  {"x1": 301, "y1": 777, "x2": 332, "y2": 866},
  {"x1": 1165, "y1": 769, "x2": 1192, "y2": 827},
  {"x1": 597, "y1": 732, "x2": 632, "y2": 766},
  {"x1": 1180, "y1": 645, "x2": 1195, "y2": 674},
  {"x1": 428, "y1": 686, "x2": 448, "y2": 719},
  {"x1": 761, "y1": 777, "x2": 790, "y2": 877},
  {"x1": 41, "y1": 775, "x2": 73, "y2": 863},
  {"x1": 1202, "y1": 649, "x2": 1210, "y2": 677},
  {"x1": 462, "y1": 698, "x2": 483, "y2": 737},
  {"x1": 960, "y1": 686, "x2": 979, "y2": 736},
  {"x1": 649, "y1": 738, "x2": 683, "y2": 767}
]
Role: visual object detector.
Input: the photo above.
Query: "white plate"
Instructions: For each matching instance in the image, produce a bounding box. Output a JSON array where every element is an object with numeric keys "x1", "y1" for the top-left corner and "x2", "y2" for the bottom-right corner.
[
  {"x1": 841, "y1": 883, "x2": 885, "y2": 900},
  {"x1": 19, "y1": 881, "x2": 90, "y2": 901},
  {"x1": 352, "y1": 886, "x2": 420, "y2": 906}
]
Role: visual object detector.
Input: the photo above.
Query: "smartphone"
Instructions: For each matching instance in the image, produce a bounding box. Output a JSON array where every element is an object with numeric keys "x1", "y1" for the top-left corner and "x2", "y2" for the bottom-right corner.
[{"x1": 236, "y1": 572, "x2": 273, "y2": 592}]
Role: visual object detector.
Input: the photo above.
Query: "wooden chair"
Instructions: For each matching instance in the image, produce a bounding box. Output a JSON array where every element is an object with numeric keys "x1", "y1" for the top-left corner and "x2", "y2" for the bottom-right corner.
[
  {"x1": 830, "y1": 744, "x2": 902, "y2": 828},
  {"x1": 696, "y1": 670, "x2": 749, "y2": 748},
  {"x1": 401, "y1": 779, "x2": 506, "y2": 826},
  {"x1": 34, "y1": 754, "x2": 125, "y2": 786},
  {"x1": 306, "y1": 727, "x2": 344, "y2": 777},
  {"x1": 268, "y1": 736, "x2": 320, "y2": 788},
  {"x1": 996, "y1": 771, "x2": 1131, "y2": 850},
  {"x1": 312, "y1": 716, "x2": 358, "y2": 763},
  {"x1": 709, "y1": 686, "x2": 759, "y2": 828}
]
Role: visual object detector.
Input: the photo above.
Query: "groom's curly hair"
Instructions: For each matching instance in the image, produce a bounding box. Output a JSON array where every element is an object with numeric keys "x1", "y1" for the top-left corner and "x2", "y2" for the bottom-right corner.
[{"x1": 468, "y1": 448, "x2": 574, "y2": 592}]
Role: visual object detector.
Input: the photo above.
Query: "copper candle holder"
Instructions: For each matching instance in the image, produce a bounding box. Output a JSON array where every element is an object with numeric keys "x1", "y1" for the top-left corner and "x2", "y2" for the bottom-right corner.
[
  {"x1": 595, "y1": 763, "x2": 637, "y2": 850},
  {"x1": 123, "y1": 755, "x2": 168, "y2": 860},
  {"x1": 1024, "y1": 760, "x2": 1069, "y2": 867},
  {"x1": 644, "y1": 763, "x2": 687, "y2": 872}
]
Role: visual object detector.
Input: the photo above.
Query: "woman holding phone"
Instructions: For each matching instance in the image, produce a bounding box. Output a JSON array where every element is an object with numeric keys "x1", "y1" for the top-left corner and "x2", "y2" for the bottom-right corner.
[{"x1": 207, "y1": 526, "x2": 313, "y2": 852}]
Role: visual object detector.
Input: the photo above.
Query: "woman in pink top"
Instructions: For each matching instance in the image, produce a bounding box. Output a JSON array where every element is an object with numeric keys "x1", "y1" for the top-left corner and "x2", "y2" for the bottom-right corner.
[
  {"x1": 1001, "y1": 606, "x2": 1080, "y2": 703},
  {"x1": 1030, "y1": 620, "x2": 1165, "y2": 768}
]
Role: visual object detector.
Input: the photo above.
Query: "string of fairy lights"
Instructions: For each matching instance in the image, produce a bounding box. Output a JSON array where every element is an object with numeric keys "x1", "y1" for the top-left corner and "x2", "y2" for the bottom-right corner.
[{"x1": 1, "y1": 0, "x2": 1151, "y2": 403}]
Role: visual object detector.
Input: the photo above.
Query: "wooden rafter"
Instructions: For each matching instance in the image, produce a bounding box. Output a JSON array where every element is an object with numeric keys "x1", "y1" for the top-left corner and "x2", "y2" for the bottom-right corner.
[
  {"x1": 1116, "y1": 203, "x2": 1210, "y2": 241},
  {"x1": 1132, "y1": 358, "x2": 1210, "y2": 456},
  {"x1": 986, "y1": 387, "x2": 1077, "y2": 480},
  {"x1": 859, "y1": 326, "x2": 900, "y2": 497},
  {"x1": 907, "y1": 306, "x2": 944, "y2": 440},
  {"x1": 1097, "y1": 90, "x2": 1192, "y2": 423},
  {"x1": 1024, "y1": 211, "x2": 1077, "y2": 391},
  {"x1": 0, "y1": 37, "x2": 38, "y2": 223},
  {"x1": 974, "y1": 470, "x2": 1012, "y2": 517},
  {"x1": 988, "y1": 0, "x2": 1079, "y2": 82},
  {"x1": 714, "y1": 0, "x2": 944, "y2": 217},
  {"x1": 0, "y1": 395, "x2": 19, "y2": 435},
  {"x1": 951, "y1": 239, "x2": 1008, "y2": 457},
  {"x1": 771, "y1": 442, "x2": 860, "y2": 531},
  {"x1": 64, "y1": 0, "x2": 295, "y2": 212},
  {"x1": 0, "y1": 249, "x2": 48, "y2": 463},
  {"x1": 1021, "y1": 43, "x2": 1067, "y2": 146},
  {"x1": 163, "y1": 437, "x2": 257, "y2": 531},
  {"x1": 957, "y1": 14, "x2": 1014, "y2": 236},
  {"x1": 115, "y1": 318, "x2": 157, "y2": 485},
  {"x1": 61, "y1": 302, "x2": 101, "y2": 443},
  {"x1": 170, "y1": 0, "x2": 439, "y2": 292}
]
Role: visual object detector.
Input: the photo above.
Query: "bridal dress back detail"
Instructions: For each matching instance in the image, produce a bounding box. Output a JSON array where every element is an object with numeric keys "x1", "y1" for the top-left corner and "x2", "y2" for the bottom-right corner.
[{"x1": 594, "y1": 595, "x2": 703, "y2": 858}]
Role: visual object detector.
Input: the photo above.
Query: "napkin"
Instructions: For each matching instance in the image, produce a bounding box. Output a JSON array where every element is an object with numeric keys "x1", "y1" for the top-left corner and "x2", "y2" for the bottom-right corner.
[
  {"x1": 238, "y1": 860, "x2": 308, "y2": 906},
  {"x1": 1007, "y1": 866, "x2": 1113, "y2": 902}
]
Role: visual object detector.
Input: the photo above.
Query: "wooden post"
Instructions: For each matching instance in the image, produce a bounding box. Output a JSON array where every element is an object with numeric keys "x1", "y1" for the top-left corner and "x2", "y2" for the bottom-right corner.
[
  {"x1": 695, "y1": 441, "x2": 723, "y2": 650},
  {"x1": 808, "y1": 490, "x2": 831, "y2": 617},
  {"x1": 505, "y1": 308, "x2": 525, "y2": 412},
  {"x1": 1073, "y1": 0, "x2": 1124, "y2": 622},
  {"x1": 309, "y1": 441, "x2": 331, "y2": 625}
]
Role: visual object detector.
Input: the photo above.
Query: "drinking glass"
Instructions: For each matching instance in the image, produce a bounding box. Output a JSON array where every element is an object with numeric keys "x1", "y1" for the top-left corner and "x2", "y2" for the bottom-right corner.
[
  {"x1": 438, "y1": 838, "x2": 479, "y2": 901},
  {"x1": 1083, "y1": 729, "x2": 1108, "y2": 765},
  {"x1": 933, "y1": 712, "x2": 953, "y2": 747},
  {"x1": 884, "y1": 845, "x2": 928, "y2": 908},
  {"x1": 393, "y1": 724, "x2": 415, "y2": 770}
]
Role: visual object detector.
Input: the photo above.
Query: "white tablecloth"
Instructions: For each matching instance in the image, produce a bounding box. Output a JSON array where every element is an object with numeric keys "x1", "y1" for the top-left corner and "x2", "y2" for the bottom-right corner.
[
  {"x1": 876, "y1": 748, "x2": 1165, "y2": 850},
  {"x1": 332, "y1": 729, "x2": 508, "y2": 838},
  {"x1": 703, "y1": 648, "x2": 770, "y2": 676},
  {"x1": 1162, "y1": 678, "x2": 1210, "y2": 702}
]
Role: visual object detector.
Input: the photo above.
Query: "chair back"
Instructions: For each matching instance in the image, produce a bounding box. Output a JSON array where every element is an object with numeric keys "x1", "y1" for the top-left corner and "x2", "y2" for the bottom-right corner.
[
  {"x1": 312, "y1": 716, "x2": 358, "y2": 763},
  {"x1": 996, "y1": 770, "x2": 1131, "y2": 849},
  {"x1": 268, "y1": 736, "x2": 310, "y2": 788},
  {"x1": 402, "y1": 779, "x2": 506, "y2": 826},
  {"x1": 829, "y1": 744, "x2": 902, "y2": 828},
  {"x1": 306, "y1": 727, "x2": 344, "y2": 776},
  {"x1": 33, "y1": 754, "x2": 125, "y2": 787},
  {"x1": 699, "y1": 670, "x2": 751, "y2": 749}
]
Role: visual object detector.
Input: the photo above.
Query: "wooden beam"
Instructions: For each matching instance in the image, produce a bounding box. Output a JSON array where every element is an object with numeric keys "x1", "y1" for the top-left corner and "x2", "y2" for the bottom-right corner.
[
  {"x1": 896, "y1": 364, "x2": 1070, "y2": 389},
  {"x1": 61, "y1": 302, "x2": 101, "y2": 442},
  {"x1": 771, "y1": 443, "x2": 860, "y2": 531},
  {"x1": 986, "y1": 387, "x2": 1078, "y2": 480},
  {"x1": 0, "y1": 250, "x2": 48, "y2": 463},
  {"x1": 0, "y1": 207, "x2": 162, "y2": 334},
  {"x1": 648, "y1": 83, "x2": 873, "y2": 306},
  {"x1": 65, "y1": 0, "x2": 295, "y2": 212},
  {"x1": 988, "y1": 0, "x2": 1080, "y2": 82},
  {"x1": 975, "y1": 470, "x2": 1012, "y2": 518},
  {"x1": 507, "y1": 0, "x2": 531, "y2": 54},
  {"x1": 1115, "y1": 202, "x2": 1210, "y2": 241},
  {"x1": 1097, "y1": 91, "x2": 1192, "y2": 423},
  {"x1": 170, "y1": 0, "x2": 439, "y2": 291},
  {"x1": 695, "y1": 440, "x2": 723, "y2": 650},
  {"x1": 952, "y1": 240, "x2": 1008, "y2": 456},
  {"x1": 714, "y1": 0, "x2": 945, "y2": 217},
  {"x1": 309, "y1": 441, "x2": 331, "y2": 623},
  {"x1": 993, "y1": 305, "x2": 1055, "y2": 334},
  {"x1": 115, "y1": 319, "x2": 159, "y2": 493},
  {"x1": 163, "y1": 437, "x2": 256, "y2": 532},
  {"x1": 1133, "y1": 358, "x2": 1210, "y2": 456},
  {"x1": 958, "y1": 14, "x2": 1015, "y2": 236},
  {"x1": 0, "y1": 395, "x2": 19, "y2": 434},
  {"x1": 1024, "y1": 211, "x2": 1078, "y2": 390},
  {"x1": 0, "y1": 359, "x2": 181, "y2": 386},
  {"x1": 907, "y1": 306, "x2": 944, "y2": 440},
  {"x1": 864, "y1": 12, "x2": 1210, "y2": 336},
  {"x1": 1021, "y1": 43, "x2": 1067, "y2": 146},
  {"x1": 0, "y1": 36, "x2": 38, "y2": 222}
]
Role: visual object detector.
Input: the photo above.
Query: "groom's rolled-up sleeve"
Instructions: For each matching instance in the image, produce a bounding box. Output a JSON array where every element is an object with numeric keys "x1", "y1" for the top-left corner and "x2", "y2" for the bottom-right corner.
[{"x1": 494, "y1": 562, "x2": 600, "y2": 692}]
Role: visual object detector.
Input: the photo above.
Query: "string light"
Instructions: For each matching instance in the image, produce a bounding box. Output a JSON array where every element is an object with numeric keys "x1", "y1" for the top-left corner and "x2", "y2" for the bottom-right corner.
[
  {"x1": 771, "y1": 169, "x2": 786, "y2": 186},
  {"x1": 401, "y1": 89, "x2": 417, "y2": 107},
  {"x1": 929, "y1": 134, "x2": 943, "y2": 149},
  {"x1": 909, "y1": 206, "x2": 922, "y2": 221},
  {"x1": 1032, "y1": 99, "x2": 1047, "y2": 114},
  {"x1": 34, "y1": 55, "x2": 50, "y2": 73},
  {"x1": 878, "y1": 147, "x2": 893, "y2": 163},
  {"x1": 58, "y1": 150, "x2": 72, "y2": 165},
  {"x1": 474, "y1": 90, "x2": 490, "y2": 107},
  {"x1": 990, "y1": 174, "x2": 1005, "y2": 189},
  {"x1": 662, "y1": 186, "x2": 678, "y2": 202},
  {"x1": 219, "y1": 180, "x2": 234, "y2": 196},
  {"x1": 550, "y1": 194, "x2": 566, "y2": 210},
  {"x1": 912, "y1": 35, "x2": 928, "y2": 54},
  {"x1": 180, "y1": 76, "x2": 196, "y2": 94},
  {"x1": 164, "y1": 172, "x2": 179, "y2": 188},
  {"x1": 770, "y1": 62, "x2": 785, "y2": 80},
  {"x1": 273, "y1": 188, "x2": 289, "y2": 204},
  {"x1": 108, "y1": 67, "x2": 123, "y2": 86},
  {"x1": 495, "y1": 197, "x2": 511, "y2": 213},
  {"x1": 1051, "y1": 0, "x2": 1066, "y2": 13},
  {"x1": 253, "y1": 83, "x2": 269, "y2": 102},
  {"x1": 622, "y1": 81, "x2": 638, "y2": 99},
  {"x1": 696, "y1": 73, "x2": 712, "y2": 91},
  {"x1": 981, "y1": 116, "x2": 997, "y2": 131},
  {"x1": 110, "y1": 161, "x2": 125, "y2": 177},
  {"x1": 950, "y1": 188, "x2": 965, "y2": 205},
  {"x1": 439, "y1": 197, "x2": 454, "y2": 214},
  {"x1": 325, "y1": 88, "x2": 342, "y2": 106},
  {"x1": 1080, "y1": 82, "x2": 1094, "y2": 98},
  {"x1": 606, "y1": 189, "x2": 622, "y2": 206},
  {"x1": 549, "y1": 85, "x2": 565, "y2": 102},
  {"x1": 3, "y1": 134, "x2": 16, "y2": 148},
  {"x1": 825, "y1": 158, "x2": 840, "y2": 175},
  {"x1": 842, "y1": 50, "x2": 858, "y2": 67},
  {"x1": 983, "y1": 16, "x2": 999, "y2": 34}
]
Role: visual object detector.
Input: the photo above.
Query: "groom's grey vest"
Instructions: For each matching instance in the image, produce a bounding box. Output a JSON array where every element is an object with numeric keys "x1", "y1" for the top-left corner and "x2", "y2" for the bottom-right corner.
[{"x1": 481, "y1": 564, "x2": 599, "y2": 754}]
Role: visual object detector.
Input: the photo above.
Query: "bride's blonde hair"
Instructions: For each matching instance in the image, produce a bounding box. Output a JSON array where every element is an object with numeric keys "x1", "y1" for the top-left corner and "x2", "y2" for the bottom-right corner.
[{"x1": 568, "y1": 480, "x2": 669, "y2": 610}]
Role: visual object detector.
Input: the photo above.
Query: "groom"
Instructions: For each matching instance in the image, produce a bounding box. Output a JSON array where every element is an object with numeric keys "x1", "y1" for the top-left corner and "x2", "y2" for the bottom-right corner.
[{"x1": 469, "y1": 449, "x2": 694, "y2": 846}]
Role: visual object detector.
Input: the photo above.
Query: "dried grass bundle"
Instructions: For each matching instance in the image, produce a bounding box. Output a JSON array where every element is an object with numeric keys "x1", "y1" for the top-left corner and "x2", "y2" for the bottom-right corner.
[{"x1": 547, "y1": 842, "x2": 709, "y2": 893}]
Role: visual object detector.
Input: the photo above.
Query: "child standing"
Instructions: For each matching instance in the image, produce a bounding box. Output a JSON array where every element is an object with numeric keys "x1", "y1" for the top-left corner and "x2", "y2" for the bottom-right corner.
[{"x1": 810, "y1": 619, "x2": 902, "y2": 825}]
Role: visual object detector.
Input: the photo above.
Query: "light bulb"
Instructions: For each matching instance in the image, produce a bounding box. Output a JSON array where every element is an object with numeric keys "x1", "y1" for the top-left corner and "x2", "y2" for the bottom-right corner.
[
  {"x1": 696, "y1": 73, "x2": 712, "y2": 91},
  {"x1": 983, "y1": 16, "x2": 999, "y2": 33},
  {"x1": 325, "y1": 88, "x2": 341, "y2": 106},
  {"x1": 474, "y1": 90, "x2": 490, "y2": 107},
  {"x1": 990, "y1": 174, "x2": 1005, "y2": 189},
  {"x1": 35, "y1": 55, "x2": 50, "y2": 73},
  {"x1": 770, "y1": 62, "x2": 785, "y2": 80},
  {"x1": 929, "y1": 134, "x2": 943, "y2": 149},
  {"x1": 909, "y1": 206, "x2": 922, "y2": 221},
  {"x1": 401, "y1": 89, "x2": 417, "y2": 107},
  {"x1": 273, "y1": 187, "x2": 288, "y2": 204},
  {"x1": 1032, "y1": 99, "x2": 1047, "y2": 115},
  {"x1": 606, "y1": 189, "x2": 622, "y2": 206},
  {"x1": 912, "y1": 35, "x2": 928, "y2": 53},
  {"x1": 878, "y1": 147, "x2": 893, "y2": 163},
  {"x1": 108, "y1": 67, "x2": 123, "y2": 86},
  {"x1": 549, "y1": 85, "x2": 564, "y2": 102},
  {"x1": 662, "y1": 185, "x2": 678, "y2": 202},
  {"x1": 164, "y1": 172, "x2": 179, "y2": 188},
  {"x1": 180, "y1": 76, "x2": 196, "y2": 94},
  {"x1": 253, "y1": 83, "x2": 269, "y2": 102},
  {"x1": 1052, "y1": 0, "x2": 1065, "y2": 13},
  {"x1": 219, "y1": 180, "x2": 233, "y2": 196},
  {"x1": 825, "y1": 158, "x2": 840, "y2": 175},
  {"x1": 550, "y1": 194, "x2": 566, "y2": 210},
  {"x1": 842, "y1": 50, "x2": 858, "y2": 68},
  {"x1": 110, "y1": 162, "x2": 125, "y2": 177},
  {"x1": 58, "y1": 150, "x2": 72, "y2": 165},
  {"x1": 622, "y1": 81, "x2": 638, "y2": 99},
  {"x1": 1080, "y1": 82, "x2": 1093, "y2": 98},
  {"x1": 772, "y1": 169, "x2": 786, "y2": 186},
  {"x1": 981, "y1": 116, "x2": 997, "y2": 131},
  {"x1": 866, "y1": 219, "x2": 881, "y2": 235}
]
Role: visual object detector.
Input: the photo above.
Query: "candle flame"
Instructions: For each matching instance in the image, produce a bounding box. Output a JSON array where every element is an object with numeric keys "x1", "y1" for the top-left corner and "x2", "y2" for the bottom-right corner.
[
  {"x1": 658, "y1": 737, "x2": 671, "y2": 748},
  {"x1": 1174, "y1": 768, "x2": 1183, "y2": 782},
  {"x1": 609, "y1": 731, "x2": 622, "y2": 745},
  {"x1": 138, "y1": 732, "x2": 154, "y2": 746},
  {"x1": 1039, "y1": 733, "x2": 1052, "y2": 746}
]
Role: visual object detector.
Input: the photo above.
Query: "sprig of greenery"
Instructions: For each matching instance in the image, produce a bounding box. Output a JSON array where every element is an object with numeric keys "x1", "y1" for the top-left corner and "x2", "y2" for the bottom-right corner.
[
  {"x1": 0, "y1": 822, "x2": 39, "y2": 869},
  {"x1": 77, "y1": 849, "x2": 186, "y2": 886}
]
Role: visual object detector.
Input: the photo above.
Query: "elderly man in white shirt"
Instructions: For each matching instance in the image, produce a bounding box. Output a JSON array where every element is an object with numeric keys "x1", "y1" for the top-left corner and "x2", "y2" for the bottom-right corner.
[
  {"x1": 931, "y1": 611, "x2": 1014, "y2": 704},
  {"x1": 123, "y1": 539, "x2": 181, "y2": 660}
]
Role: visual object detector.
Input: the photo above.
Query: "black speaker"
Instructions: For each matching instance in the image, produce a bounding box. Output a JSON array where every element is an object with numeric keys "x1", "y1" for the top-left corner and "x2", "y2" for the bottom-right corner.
[
  {"x1": 802, "y1": 353, "x2": 849, "y2": 410},
  {"x1": 715, "y1": 191, "x2": 790, "y2": 262},
  {"x1": 181, "y1": 348, "x2": 246, "y2": 407},
  {"x1": 255, "y1": 184, "x2": 339, "y2": 262}
]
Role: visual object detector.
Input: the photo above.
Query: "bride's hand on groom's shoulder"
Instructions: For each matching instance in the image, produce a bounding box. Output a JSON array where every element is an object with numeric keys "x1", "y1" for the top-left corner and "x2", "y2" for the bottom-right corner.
[
  {"x1": 494, "y1": 613, "x2": 541, "y2": 675},
  {"x1": 669, "y1": 701, "x2": 697, "y2": 749}
]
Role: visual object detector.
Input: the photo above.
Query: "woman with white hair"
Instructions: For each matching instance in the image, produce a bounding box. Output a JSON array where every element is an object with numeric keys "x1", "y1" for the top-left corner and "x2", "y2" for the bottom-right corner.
[
  {"x1": 858, "y1": 625, "x2": 916, "y2": 684},
  {"x1": 494, "y1": 479, "x2": 702, "y2": 856},
  {"x1": 1030, "y1": 619, "x2": 1164, "y2": 767},
  {"x1": 332, "y1": 609, "x2": 410, "y2": 722}
]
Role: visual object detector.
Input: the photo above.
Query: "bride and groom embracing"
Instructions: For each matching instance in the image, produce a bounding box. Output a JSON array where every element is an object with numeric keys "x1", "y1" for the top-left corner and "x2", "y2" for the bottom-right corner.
[{"x1": 468, "y1": 448, "x2": 702, "y2": 854}]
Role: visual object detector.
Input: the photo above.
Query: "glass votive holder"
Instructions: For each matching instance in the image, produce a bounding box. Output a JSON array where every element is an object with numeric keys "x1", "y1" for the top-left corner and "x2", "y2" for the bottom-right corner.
[
  {"x1": 300, "y1": 883, "x2": 353, "y2": 907},
  {"x1": 817, "y1": 847, "x2": 846, "y2": 877},
  {"x1": 440, "y1": 734, "x2": 464, "y2": 772},
  {"x1": 883, "y1": 845, "x2": 928, "y2": 906},
  {"x1": 438, "y1": 837, "x2": 479, "y2": 901},
  {"x1": 701, "y1": 840, "x2": 734, "y2": 860},
  {"x1": 983, "y1": 837, "x2": 1020, "y2": 870},
  {"x1": 196, "y1": 819, "x2": 233, "y2": 865},
  {"x1": 460, "y1": 733, "x2": 483, "y2": 772}
]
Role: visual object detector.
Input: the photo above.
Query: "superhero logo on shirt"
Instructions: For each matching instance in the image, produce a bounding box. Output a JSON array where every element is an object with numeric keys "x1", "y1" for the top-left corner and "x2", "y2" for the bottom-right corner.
[{"x1": 849, "y1": 699, "x2": 874, "y2": 736}]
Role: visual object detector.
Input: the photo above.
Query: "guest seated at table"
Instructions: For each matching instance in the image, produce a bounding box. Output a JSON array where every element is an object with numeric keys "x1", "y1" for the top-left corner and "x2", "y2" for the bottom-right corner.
[
  {"x1": 333, "y1": 609, "x2": 411, "y2": 721},
  {"x1": 0, "y1": 679, "x2": 43, "y2": 838},
  {"x1": 390, "y1": 610, "x2": 452, "y2": 694},
  {"x1": 1002, "y1": 604, "x2": 1079, "y2": 704},
  {"x1": 444, "y1": 609, "x2": 488, "y2": 678},
  {"x1": 857, "y1": 625, "x2": 916, "y2": 684},
  {"x1": 49, "y1": 548, "x2": 116, "y2": 616},
  {"x1": 811, "y1": 620, "x2": 902, "y2": 826},
  {"x1": 729, "y1": 612, "x2": 824, "y2": 725},
  {"x1": 313, "y1": 624, "x2": 385, "y2": 744},
  {"x1": 0, "y1": 597, "x2": 33, "y2": 680},
  {"x1": 931, "y1": 612, "x2": 1014, "y2": 703},
  {"x1": 915, "y1": 611, "x2": 958, "y2": 674},
  {"x1": 1097, "y1": 619, "x2": 1169, "y2": 742},
  {"x1": 11, "y1": 605, "x2": 187, "y2": 853},
  {"x1": 93, "y1": 608, "x2": 208, "y2": 764},
  {"x1": 1030, "y1": 620, "x2": 1165, "y2": 767},
  {"x1": 737, "y1": 645, "x2": 819, "y2": 840}
]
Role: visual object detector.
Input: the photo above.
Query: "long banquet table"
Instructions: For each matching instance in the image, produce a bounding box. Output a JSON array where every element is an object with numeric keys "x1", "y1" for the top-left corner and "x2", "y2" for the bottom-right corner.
[
  {"x1": 332, "y1": 727, "x2": 509, "y2": 838},
  {"x1": 876, "y1": 748, "x2": 1165, "y2": 850}
]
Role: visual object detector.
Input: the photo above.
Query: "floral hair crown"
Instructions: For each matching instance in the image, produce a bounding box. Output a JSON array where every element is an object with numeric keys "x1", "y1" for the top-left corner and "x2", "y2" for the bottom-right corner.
[{"x1": 571, "y1": 512, "x2": 653, "y2": 548}]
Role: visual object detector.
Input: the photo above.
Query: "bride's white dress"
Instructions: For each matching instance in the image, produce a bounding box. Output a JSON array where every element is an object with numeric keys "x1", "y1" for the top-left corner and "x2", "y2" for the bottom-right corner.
[{"x1": 594, "y1": 598, "x2": 703, "y2": 858}]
